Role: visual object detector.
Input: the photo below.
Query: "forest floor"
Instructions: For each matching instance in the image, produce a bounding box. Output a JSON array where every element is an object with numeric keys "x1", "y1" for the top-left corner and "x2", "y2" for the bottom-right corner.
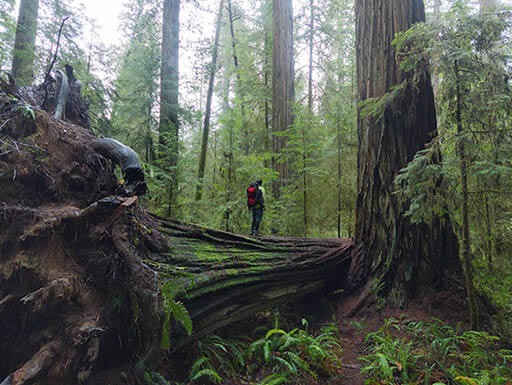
[{"x1": 333, "y1": 288, "x2": 469, "y2": 384}]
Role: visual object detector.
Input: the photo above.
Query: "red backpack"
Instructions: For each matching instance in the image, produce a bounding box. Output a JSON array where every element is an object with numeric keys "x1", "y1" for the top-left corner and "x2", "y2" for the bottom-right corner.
[{"x1": 247, "y1": 183, "x2": 258, "y2": 207}]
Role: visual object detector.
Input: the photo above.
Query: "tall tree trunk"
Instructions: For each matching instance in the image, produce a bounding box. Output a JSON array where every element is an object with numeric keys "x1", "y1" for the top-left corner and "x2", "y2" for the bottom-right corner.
[
  {"x1": 11, "y1": 0, "x2": 39, "y2": 86},
  {"x1": 271, "y1": 0, "x2": 295, "y2": 198},
  {"x1": 335, "y1": 15, "x2": 344, "y2": 239},
  {"x1": 353, "y1": 0, "x2": 458, "y2": 305},
  {"x1": 195, "y1": 0, "x2": 225, "y2": 201},
  {"x1": 336, "y1": 106, "x2": 342, "y2": 239},
  {"x1": 264, "y1": 25, "x2": 271, "y2": 169},
  {"x1": 454, "y1": 61, "x2": 479, "y2": 328},
  {"x1": 303, "y1": 0, "x2": 315, "y2": 237},
  {"x1": 227, "y1": 0, "x2": 249, "y2": 157},
  {"x1": 160, "y1": 0, "x2": 180, "y2": 217},
  {"x1": 221, "y1": 63, "x2": 234, "y2": 232}
]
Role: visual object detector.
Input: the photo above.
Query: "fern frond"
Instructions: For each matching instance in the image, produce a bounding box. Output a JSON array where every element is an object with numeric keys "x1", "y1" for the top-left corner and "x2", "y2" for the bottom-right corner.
[
  {"x1": 258, "y1": 373, "x2": 288, "y2": 385},
  {"x1": 273, "y1": 355, "x2": 298, "y2": 375},
  {"x1": 282, "y1": 351, "x2": 314, "y2": 377},
  {"x1": 265, "y1": 328, "x2": 287, "y2": 340},
  {"x1": 190, "y1": 356, "x2": 210, "y2": 374},
  {"x1": 168, "y1": 299, "x2": 193, "y2": 335},
  {"x1": 190, "y1": 368, "x2": 223, "y2": 384},
  {"x1": 263, "y1": 340, "x2": 272, "y2": 363}
]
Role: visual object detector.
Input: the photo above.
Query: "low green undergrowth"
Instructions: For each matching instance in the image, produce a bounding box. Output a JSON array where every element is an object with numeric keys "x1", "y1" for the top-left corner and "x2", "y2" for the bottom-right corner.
[
  {"x1": 360, "y1": 318, "x2": 512, "y2": 385},
  {"x1": 188, "y1": 319, "x2": 343, "y2": 385}
]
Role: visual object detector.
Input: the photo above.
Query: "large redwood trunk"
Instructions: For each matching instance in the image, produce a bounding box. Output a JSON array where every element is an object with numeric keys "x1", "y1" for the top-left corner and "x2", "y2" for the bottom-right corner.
[{"x1": 353, "y1": 0, "x2": 458, "y2": 305}]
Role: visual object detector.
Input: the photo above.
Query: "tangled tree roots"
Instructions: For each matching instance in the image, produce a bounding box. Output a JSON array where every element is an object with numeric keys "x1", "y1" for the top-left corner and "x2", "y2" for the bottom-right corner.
[{"x1": 0, "y1": 88, "x2": 355, "y2": 384}]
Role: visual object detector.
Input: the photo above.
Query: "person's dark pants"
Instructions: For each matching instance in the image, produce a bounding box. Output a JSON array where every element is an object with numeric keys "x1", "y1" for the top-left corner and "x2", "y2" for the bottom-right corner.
[{"x1": 251, "y1": 207, "x2": 264, "y2": 235}]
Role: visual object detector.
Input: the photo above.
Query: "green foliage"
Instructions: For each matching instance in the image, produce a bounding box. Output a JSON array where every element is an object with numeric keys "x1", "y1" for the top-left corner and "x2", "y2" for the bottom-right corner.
[
  {"x1": 395, "y1": 147, "x2": 449, "y2": 224},
  {"x1": 359, "y1": 82, "x2": 407, "y2": 120},
  {"x1": 188, "y1": 321, "x2": 342, "y2": 385},
  {"x1": 144, "y1": 370, "x2": 172, "y2": 385},
  {"x1": 361, "y1": 318, "x2": 512, "y2": 385},
  {"x1": 189, "y1": 356, "x2": 223, "y2": 385},
  {"x1": 258, "y1": 373, "x2": 288, "y2": 385},
  {"x1": 247, "y1": 321, "x2": 342, "y2": 382},
  {"x1": 160, "y1": 281, "x2": 192, "y2": 350},
  {"x1": 36, "y1": 0, "x2": 85, "y2": 76},
  {"x1": 188, "y1": 334, "x2": 248, "y2": 385},
  {"x1": 393, "y1": 2, "x2": 512, "y2": 333},
  {"x1": 110, "y1": 0, "x2": 160, "y2": 161}
]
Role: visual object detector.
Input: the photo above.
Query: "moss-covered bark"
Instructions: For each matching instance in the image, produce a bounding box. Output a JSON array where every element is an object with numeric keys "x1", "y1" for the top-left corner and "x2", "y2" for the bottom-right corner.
[{"x1": 138, "y1": 217, "x2": 353, "y2": 349}]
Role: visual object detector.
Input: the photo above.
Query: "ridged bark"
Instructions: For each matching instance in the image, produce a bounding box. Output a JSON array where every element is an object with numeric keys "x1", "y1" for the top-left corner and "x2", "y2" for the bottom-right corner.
[
  {"x1": 271, "y1": 0, "x2": 294, "y2": 198},
  {"x1": 353, "y1": 0, "x2": 458, "y2": 305}
]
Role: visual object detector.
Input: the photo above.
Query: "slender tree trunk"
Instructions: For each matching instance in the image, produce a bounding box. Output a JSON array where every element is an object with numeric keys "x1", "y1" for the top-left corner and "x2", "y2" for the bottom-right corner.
[
  {"x1": 221, "y1": 65, "x2": 234, "y2": 232},
  {"x1": 307, "y1": 0, "x2": 314, "y2": 113},
  {"x1": 484, "y1": 193, "x2": 493, "y2": 268},
  {"x1": 223, "y1": 0, "x2": 238, "y2": 231},
  {"x1": 264, "y1": 26, "x2": 271, "y2": 169},
  {"x1": 271, "y1": 0, "x2": 295, "y2": 198},
  {"x1": 195, "y1": 0, "x2": 225, "y2": 201},
  {"x1": 227, "y1": 0, "x2": 249, "y2": 156},
  {"x1": 353, "y1": 0, "x2": 458, "y2": 305},
  {"x1": 212, "y1": 131, "x2": 218, "y2": 186},
  {"x1": 454, "y1": 61, "x2": 479, "y2": 328},
  {"x1": 431, "y1": 0, "x2": 442, "y2": 96},
  {"x1": 225, "y1": 121, "x2": 234, "y2": 232},
  {"x1": 336, "y1": 26, "x2": 344, "y2": 239},
  {"x1": 303, "y1": 0, "x2": 315, "y2": 237},
  {"x1": 160, "y1": 0, "x2": 181, "y2": 217},
  {"x1": 11, "y1": 0, "x2": 39, "y2": 86},
  {"x1": 336, "y1": 111, "x2": 342, "y2": 239}
]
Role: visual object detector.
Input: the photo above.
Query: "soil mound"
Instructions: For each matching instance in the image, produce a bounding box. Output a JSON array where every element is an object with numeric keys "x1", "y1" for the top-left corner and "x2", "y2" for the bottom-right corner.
[{"x1": 0, "y1": 89, "x2": 161, "y2": 385}]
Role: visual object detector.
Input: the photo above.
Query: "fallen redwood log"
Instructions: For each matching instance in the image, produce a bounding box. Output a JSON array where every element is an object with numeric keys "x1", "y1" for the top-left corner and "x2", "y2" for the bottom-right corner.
[
  {"x1": 145, "y1": 217, "x2": 354, "y2": 349},
  {"x1": 0, "y1": 197, "x2": 354, "y2": 384}
]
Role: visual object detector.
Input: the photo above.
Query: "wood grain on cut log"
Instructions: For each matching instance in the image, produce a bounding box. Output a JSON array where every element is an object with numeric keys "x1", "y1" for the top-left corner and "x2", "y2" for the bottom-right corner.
[{"x1": 144, "y1": 216, "x2": 354, "y2": 349}]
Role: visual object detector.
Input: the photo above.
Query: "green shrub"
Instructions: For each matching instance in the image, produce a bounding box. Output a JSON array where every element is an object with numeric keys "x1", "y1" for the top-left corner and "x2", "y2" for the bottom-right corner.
[{"x1": 360, "y1": 318, "x2": 512, "y2": 385}]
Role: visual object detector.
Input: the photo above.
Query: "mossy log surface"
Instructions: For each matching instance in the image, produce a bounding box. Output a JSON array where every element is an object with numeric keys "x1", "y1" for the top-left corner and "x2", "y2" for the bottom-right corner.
[{"x1": 144, "y1": 216, "x2": 354, "y2": 348}]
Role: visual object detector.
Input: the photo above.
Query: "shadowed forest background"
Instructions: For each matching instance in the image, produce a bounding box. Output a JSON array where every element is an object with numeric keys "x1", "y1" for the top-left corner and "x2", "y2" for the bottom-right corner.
[{"x1": 1, "y1": 0, "x2": 512, "y2": 384}]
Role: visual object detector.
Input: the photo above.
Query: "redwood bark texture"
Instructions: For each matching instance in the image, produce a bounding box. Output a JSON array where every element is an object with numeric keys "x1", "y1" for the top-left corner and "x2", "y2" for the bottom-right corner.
[
  {"x1": 354, "y1": 0, "x2": 458, "y2": 304},
  {"x1": 272, "y1": 0, "x2": 295, "y2": 197},
  {"x1": 148, "y1": 219, "x2": 353, "y2": 349}
]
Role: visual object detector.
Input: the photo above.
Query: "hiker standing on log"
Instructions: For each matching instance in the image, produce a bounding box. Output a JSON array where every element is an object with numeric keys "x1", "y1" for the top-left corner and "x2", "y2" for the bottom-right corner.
[{"x1": 247, "y1": 179, "x2": 265, "y2": 236}]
